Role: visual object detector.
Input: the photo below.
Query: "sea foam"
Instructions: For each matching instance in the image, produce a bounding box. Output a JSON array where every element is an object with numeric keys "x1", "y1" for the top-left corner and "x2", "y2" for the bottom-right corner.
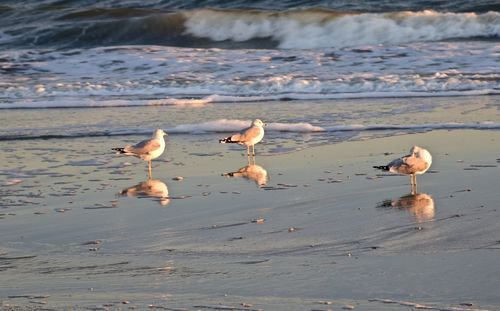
[
  {"x1": 324, "y1": 122, "x2": 500, "y2": 132},
  {"x1": 0, "y1": 41, "x2": 498, "y2": 108},
  {"x1": 166, "y1": 119, "x2": 325, "y2": 134},
  {"x1": 166, "y1": 120, "x2": 500, "y2": 135},
  {"x1": 183, "y1": 9, "x2": 500, "y2": 49},
  {"x1": 1, "y1": 120, "x2": 499, "y2": 142}
]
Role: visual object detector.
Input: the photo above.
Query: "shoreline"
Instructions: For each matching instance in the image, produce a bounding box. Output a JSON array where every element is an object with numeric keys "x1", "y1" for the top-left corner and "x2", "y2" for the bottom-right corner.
[
  {"x1": 1, "y1": 95, "x2": 499, "y2": 146},
  {"x1": 2, "y1": 93, "x2": 500, "y2": 111}
]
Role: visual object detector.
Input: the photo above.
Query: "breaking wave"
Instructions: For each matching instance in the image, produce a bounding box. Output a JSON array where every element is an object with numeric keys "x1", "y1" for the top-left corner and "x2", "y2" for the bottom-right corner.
[
  {"x1": 1, "y1": 7, "x2": 499, "y2": 50},
  {"x1": 183, "y1": 9, "x2": 500, "y2": 49}
]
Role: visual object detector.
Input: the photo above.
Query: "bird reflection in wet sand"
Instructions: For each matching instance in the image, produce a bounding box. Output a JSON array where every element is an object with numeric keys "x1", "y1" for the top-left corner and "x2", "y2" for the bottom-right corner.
[
  {"x1": 120, "y1": 179, "x2": 170, "y2": 206},
  {"x1": 377, "y1": 193, "x2": 435, "y2": 223},
  {"x1": 223, "y1": 164, "x2": 269, "y2": 187}
]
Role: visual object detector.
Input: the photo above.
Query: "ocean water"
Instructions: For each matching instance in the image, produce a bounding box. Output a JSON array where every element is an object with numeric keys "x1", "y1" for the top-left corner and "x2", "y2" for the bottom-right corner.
[{"x1": 0, "y1": 0, "x2": 499, "y2": 138}]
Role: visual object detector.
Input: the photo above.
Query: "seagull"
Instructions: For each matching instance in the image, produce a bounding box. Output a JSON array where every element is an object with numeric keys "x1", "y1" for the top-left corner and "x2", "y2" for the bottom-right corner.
[
  {"x1": 219, "y1": 119, "x2": 265, "y2": 158},
  {"x1": 373, "y1": 145, "x2": 432, "y2": 193},
  {"x1": 112, "y1": 129, "x2": 167, "y2": 178}
]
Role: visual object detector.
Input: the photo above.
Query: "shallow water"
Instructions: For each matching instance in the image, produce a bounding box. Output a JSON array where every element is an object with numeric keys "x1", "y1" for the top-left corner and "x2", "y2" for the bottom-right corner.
[{"x1": 1, "y1": 96, "x2": 499, "y2": 142}]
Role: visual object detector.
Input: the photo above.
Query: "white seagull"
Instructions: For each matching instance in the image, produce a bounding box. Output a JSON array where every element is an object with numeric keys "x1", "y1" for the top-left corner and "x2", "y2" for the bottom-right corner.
[
  {"x1": 112, "y1": 129, "x2": 167, "y2": 178},
  {"x1": 219, "y1": 119, "x2": 265, "y2": 158},
  {"x1": 374, "y1": 145, "x2": 432, "y2": 193}
]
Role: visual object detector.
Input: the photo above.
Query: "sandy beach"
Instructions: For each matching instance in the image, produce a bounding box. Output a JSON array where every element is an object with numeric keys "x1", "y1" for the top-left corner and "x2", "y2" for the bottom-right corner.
[{"x1": 1, "y1": 112, "x2": 499, "y2": 310}]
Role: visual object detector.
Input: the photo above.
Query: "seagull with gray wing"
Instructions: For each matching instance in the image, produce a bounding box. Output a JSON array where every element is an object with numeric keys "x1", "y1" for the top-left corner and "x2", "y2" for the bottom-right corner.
[
  {"x1": 374, "y1": 145, "x2": 432, "y2": 193},
  {"x1": 112, "y1": 129, "x2": 167, "y2": 178},
  {"x1": 219, "y1": 119, "x2": 265, "y2": 159}
]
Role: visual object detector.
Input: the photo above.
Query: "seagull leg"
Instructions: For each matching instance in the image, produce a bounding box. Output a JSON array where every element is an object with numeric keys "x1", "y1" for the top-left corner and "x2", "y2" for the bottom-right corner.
[
  {"x1": 148, "y1": 161, "x2": 152, "y2": 179},
  {"x1": 410, "y1": 174, "x2": 417, "y2": 195},
  {"x1": 253, "y1": 145, "x2": 257, "y2": 165},
  {"x1": 246, "y1": 146, "x2": 252, "y2": 165}
]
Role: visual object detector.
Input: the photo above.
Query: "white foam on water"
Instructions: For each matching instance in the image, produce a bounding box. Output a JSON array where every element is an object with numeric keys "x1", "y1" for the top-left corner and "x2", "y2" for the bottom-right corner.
[
  {"x1": 2, "y1": 89, "x2": 500, "y2": 109},
  {"x1": 267, "y1": 122, "x2": 325, "y2": 132},
  {"x1": 1, "y1": 120, "x2": 499, "y2": 142},
  {"x1": 324, "y1": 121, "x2": 500, "y2": 132},
  {"x1": 183, "y1": 9, "x2": 500, "y2": 49},
  {"x1": 165, "y1": 120, "x2": 500, "y2": 134},
  {"x1": 147, "y1": 96, "x2": 216, "y2": 107},
  {"x1": 0, "y1": 42, "x2": 498, "y2": 108},
  {"x1": 167, "y1": 119, "x2": 251, "y2": 134},
  {"x1": 166, "y1": 119, "x2": 326, "y2": 134}
]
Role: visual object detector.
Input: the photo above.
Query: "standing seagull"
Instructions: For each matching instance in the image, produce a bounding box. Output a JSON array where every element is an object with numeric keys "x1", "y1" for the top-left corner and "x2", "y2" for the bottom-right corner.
[
  {"x1": 112, "y1": 129, "x2": 167, "y2": 178},
  {"x1": 219, "y1": 119, "x2": 265, "y2": 159},
  {"x1": 373, "y1": 146, "x2": 432, "y2": 193}
]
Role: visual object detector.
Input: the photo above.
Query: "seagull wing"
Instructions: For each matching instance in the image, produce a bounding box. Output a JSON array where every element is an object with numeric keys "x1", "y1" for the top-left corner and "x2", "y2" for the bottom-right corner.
[
  {"x1": 228, "y1": 125, "x2": 251, "y2": 142},
  {"x1": 387, "y1": 157, "x2": 404, "y2": 173},
  {"x1": 388, "y1": 154, "x2": 427, "y2": 175},
  {"x1": 238, "y1": 126, "x2": 262, "y2": 142},
  {"x1": 125, "y1": 139, "x2": 160, "y2": 155},
  {"x1": 402, "y1": 156, "x2": 429, "y2": 174}
]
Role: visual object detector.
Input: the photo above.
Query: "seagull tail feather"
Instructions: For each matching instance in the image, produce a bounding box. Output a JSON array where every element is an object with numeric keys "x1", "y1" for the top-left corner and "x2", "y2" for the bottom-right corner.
[
  {"x1": 219, "y1": 137, "x2": 238, "y2": 144},
  {"x1": 373, "y1": 165, "x2": 389, "y2": 171},
  {"x1": 112, "y1": 147, "x2": 126, "y2": 154}
]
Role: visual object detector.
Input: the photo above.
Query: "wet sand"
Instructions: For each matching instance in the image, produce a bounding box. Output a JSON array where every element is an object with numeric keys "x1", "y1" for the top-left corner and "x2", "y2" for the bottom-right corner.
[{"x1": 1, "y1": 129, "x2": 500, "y2": 310}]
